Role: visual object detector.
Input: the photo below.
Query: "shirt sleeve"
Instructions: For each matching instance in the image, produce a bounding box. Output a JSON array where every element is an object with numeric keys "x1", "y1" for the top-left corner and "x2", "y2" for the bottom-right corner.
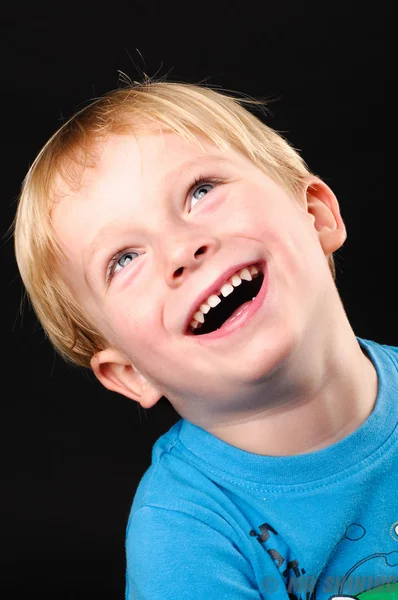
[{"x1": 126, "y1": 505, "x2": 264, "y2": 599}]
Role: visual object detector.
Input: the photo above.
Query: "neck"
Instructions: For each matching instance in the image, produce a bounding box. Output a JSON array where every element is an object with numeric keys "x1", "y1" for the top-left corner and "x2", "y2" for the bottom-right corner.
[{"x1": 201, "y1": 320, "x2": 378, "y2": 457}]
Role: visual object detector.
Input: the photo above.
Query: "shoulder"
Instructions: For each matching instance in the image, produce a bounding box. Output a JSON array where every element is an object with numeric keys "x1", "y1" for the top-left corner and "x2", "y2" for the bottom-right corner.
[
  {"x1": 125, "y1": 424, "x2": 267, "y2": 597},
  {"x1": 131, "y1": 417, "x2": 240, "y2": 517}
]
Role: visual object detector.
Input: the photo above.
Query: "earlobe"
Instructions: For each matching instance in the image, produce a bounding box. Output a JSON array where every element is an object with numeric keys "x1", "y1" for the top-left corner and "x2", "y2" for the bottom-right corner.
[
  {"x1": 90, "y1": 348, "x2": 162, "y2": 409},
  {"x1": 305, "y1": 178, "x2": 347, "y2": 255}
]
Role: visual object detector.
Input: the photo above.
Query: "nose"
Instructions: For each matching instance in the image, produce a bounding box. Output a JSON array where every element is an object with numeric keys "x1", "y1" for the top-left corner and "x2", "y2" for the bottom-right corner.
[{"x1": 163, "y1": 235, "x2": 217, "y2": 286}]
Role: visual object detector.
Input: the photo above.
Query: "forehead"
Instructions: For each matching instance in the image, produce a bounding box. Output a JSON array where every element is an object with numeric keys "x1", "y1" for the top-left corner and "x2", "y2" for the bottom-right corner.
[{"x1": 84, "y1": 131, "x2": 234, "y2": 187}]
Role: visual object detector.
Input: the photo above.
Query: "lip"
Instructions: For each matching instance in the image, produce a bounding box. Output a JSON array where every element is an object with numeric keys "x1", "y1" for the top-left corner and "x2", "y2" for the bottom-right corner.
[{"x1": 184, "y1": 260, "x2": 266, "y2": 335}]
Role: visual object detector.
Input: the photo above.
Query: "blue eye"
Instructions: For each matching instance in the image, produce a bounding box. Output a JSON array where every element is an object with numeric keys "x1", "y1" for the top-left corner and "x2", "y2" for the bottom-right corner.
[
  {"x1": 107, "y1": 250, "x2": 138, "y2": 281},
  {"x1": 191, "y1": 182, "x2": 214, "y2": 209},
  {"x1": 193, "y1": 183, "x2": 213, "y2": 199}
]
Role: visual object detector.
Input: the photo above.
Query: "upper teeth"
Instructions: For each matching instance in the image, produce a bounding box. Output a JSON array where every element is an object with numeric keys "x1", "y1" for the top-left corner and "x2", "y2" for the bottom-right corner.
[{"x1": 190, "y1": 265, "x2": 260, "y2": 331}]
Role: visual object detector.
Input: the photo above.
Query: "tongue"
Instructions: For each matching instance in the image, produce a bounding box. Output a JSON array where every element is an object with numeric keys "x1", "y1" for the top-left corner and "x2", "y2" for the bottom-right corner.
[{"x1": 220, "y1": 300, "x2": 252, "y2": 328}]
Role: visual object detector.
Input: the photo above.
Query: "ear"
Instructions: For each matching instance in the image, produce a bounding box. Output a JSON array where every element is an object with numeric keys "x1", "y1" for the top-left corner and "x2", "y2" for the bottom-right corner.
[
  {"x1": 304, "y1": 178, "x2": 347, "y2": 255},
  {"x1": 90, "y1": 348, "x2": 163, "y2": 409}
]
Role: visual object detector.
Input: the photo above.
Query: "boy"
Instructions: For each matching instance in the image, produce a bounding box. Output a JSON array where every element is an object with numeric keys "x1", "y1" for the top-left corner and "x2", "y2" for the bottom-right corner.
[{"x1": 14, "y1": 81, "x2": 398, "y2": 599}]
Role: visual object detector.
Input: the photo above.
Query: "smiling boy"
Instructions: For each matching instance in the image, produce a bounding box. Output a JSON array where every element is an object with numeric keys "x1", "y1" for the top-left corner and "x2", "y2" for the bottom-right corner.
[{"x1": 14, "y1": 81, "x2": 398, "y2": 599}]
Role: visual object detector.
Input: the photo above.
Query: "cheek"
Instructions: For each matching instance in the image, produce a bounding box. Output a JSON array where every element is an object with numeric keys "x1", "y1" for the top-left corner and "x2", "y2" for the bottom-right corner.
[
  {"x1": 104, "y1": 299, "x2": 162, "y2": 349},
  {"x1": 223, "y1": 185, "x2": 291, "y2": 236}
]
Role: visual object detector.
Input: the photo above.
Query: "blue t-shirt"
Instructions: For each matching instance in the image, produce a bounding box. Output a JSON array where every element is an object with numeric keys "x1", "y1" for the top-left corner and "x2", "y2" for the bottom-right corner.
[{"x1": 126, "y1": 338, "x2": 398, "y2": 599}]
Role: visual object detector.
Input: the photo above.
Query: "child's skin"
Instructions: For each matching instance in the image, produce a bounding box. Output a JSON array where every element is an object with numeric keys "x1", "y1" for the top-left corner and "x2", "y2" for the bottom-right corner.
[{"x1": 52, "y1": 131, "x2": 378, "y2": 456}]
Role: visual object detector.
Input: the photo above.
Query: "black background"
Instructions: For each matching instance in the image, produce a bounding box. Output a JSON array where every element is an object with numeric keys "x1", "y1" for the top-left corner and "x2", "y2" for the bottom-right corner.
[{"x1": 1, "y1": 1, "x2": 394, "y2": 598}]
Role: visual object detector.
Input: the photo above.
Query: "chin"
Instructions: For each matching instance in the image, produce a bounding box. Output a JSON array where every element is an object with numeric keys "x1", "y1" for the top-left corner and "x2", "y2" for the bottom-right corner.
[{"x1": 232, "y1": 324, "x2": 298, "y2": 385}]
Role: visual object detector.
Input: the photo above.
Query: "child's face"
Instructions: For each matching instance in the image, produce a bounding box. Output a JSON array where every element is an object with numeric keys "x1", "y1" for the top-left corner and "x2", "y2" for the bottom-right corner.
[{"x1": 52, "y1": 131, "x2": 344, "y2": 422}]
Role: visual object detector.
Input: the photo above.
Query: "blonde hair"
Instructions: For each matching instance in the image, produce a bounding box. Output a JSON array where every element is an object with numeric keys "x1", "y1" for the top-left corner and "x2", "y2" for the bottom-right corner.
[{"x1": 14, "y1": 79, "x2": 335, "y2": 368}]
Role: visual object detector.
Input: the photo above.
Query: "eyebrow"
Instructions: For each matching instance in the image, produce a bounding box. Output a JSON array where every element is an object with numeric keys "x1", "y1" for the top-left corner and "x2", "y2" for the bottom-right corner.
[{"x1": 84, "y1": 154, "x2": 232, "y2": 280}]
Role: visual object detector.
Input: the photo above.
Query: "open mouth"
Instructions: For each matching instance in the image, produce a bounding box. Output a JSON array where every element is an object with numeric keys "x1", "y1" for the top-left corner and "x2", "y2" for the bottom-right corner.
[{"x1": 187, "y1": 264, "x2": 264, "y2": 336}]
